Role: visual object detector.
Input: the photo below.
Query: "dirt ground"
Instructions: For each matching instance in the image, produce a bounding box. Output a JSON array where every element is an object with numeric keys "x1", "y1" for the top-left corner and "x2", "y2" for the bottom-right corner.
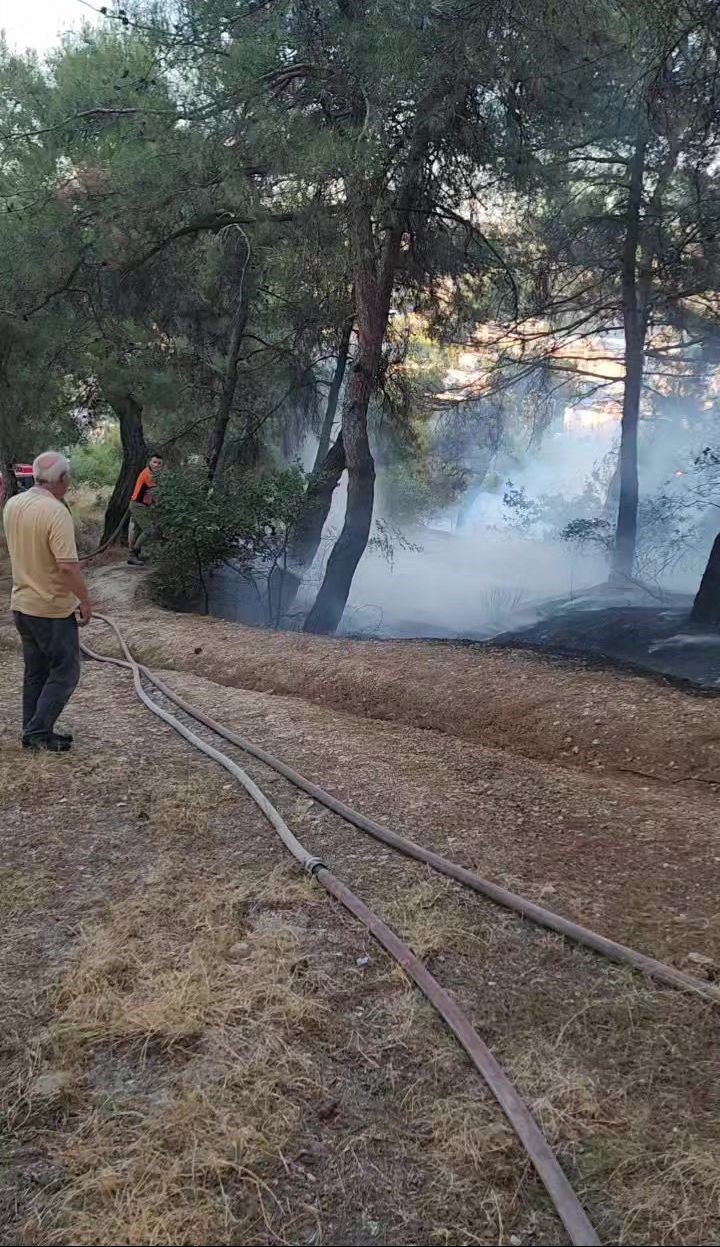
[{"x1": 1, "y1": 564, "x2": 719, "y2": 1246}]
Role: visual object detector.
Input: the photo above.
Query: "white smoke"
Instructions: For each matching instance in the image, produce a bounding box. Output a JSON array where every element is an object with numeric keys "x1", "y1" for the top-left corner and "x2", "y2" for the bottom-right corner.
[{"x1": 299, "y1": 402, "x2": 719, "y2": 638}]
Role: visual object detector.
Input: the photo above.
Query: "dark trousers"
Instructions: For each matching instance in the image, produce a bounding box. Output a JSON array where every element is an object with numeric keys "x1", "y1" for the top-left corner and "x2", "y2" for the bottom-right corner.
[
  {"x1": 13, "y1": 612, "x2": 80, "y2": 739},
  {"x1": 129, "y1": 501, "x2": 156, "y2": 553}
]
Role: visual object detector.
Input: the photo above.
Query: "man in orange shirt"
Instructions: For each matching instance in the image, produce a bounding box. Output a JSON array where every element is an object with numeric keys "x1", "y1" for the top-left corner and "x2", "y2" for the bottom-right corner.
[{"x1": 128, "y1": 453, "x2": 163, "y2": 565}]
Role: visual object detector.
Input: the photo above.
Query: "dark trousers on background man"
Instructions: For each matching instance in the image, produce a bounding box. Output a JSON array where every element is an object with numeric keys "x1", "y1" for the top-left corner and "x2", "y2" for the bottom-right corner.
[
  {"x1": 14, "y1": 613, "x2": 80, "y2": 742},
  {"x1": 129, "y1": 501, "x2": 156, "y2": 557}
]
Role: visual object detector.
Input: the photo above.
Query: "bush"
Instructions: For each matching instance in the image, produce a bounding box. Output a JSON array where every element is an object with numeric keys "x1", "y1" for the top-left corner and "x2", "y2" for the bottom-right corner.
[
  {"x1": 380, "y1": 459, "x2": 468, "y2": 523},
  {"x1": 150, "y1": 465, "x2": 306, "y2": 613},
  {"x1": 560, "y1": 516, "x2": 613, "y2": 550},
  {"x1": 71, "y1": 429, "x2": 122, "y2": 487}
]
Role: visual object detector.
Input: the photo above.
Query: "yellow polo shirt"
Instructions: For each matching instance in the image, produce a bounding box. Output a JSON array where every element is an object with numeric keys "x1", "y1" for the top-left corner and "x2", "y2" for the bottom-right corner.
[{"x1": 3, "y1": 487, "x2": 79, "y2": 618}]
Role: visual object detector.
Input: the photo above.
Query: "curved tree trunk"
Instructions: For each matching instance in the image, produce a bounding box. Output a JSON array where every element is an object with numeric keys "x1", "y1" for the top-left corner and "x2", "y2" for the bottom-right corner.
[
  {"x1": 303, "y1": 179, "x2": 407, "y2": 634},
  {"x1": 312, "y1": 314, "x2": 353, "y2": 473},
  {"x1": 302, "y1": 76, "x2": 454, "y2": 632},
  {"x1": 102, "y1": 389, "x2": 146, "y2": 543},
  {"x1": 691, "y1": 533, "x2": 720, "y2": 627},
  {"x1": 287, "y1": 316, "x2": 354, "y2": 571},
  {"x1": 303, "y1": 353, "x2": 377, "y2": 634},
  {"x1": 290, "y1": 432, "x2": 346, "y2": 568},
  {"x1": 303, "y1": 186, "x2": 386, "y2": 636}
]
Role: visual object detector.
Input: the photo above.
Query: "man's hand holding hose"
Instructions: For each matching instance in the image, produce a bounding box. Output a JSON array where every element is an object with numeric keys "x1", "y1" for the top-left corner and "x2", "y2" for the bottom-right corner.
[{"x1": 58, "y1": 560, "x2": 93, "y2": 627}]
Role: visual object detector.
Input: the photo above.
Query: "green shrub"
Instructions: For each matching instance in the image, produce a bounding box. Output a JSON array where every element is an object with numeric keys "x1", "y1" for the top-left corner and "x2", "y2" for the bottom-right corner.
[
  {"x1": 71, "y1": 429, "x2": 122, "y2": 487},
  {"x1": 150, "y1": 465, "x2": 306, "y2": 613},
  {"x1": 380, "y1": 459, "x2": 468, "y2": 523}
]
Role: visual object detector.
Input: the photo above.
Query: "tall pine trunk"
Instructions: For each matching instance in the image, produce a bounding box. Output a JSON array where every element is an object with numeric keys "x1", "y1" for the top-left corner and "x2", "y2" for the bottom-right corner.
[
  {"x1": 102, "y1": 389, "x2": 146, "y2": 543},
  {"x1": 206, "y1": 231, "x2": 251, "y2": 481},
  {"x1": 611, "y1": 136, "x2": 647, "y2": 583}
]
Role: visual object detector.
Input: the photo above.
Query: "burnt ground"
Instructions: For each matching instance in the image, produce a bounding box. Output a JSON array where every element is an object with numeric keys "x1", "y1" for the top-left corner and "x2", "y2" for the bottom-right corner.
[
  {"x1": 492, "y1": 595, "x2": 720, "y2": 692},
  {"x1": 1, "y1": 564, "x2": 719, "y2": 1246}
]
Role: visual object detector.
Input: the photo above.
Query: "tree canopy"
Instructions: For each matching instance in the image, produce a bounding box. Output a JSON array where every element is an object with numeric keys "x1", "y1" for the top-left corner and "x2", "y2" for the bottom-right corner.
[{"x1": 2, "y1": 0, "x2": 720, "y2": 625}]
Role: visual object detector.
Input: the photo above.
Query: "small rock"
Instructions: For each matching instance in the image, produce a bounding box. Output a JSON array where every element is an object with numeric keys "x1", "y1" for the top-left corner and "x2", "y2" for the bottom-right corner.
[
  {"x1": 227, "y1": 941, "x2": 250, "y2": 960},
  {"x1": 31, "y1": 1071, "x2": 72, "y2": 1100},
  {"x1": 356, "y1": 955, "x2": 371, "y2": 967},
  {"x1": 510, "y1": 1237, "x2": 522, "y2": 1246},
  {"x1": 317, "y1": 1098, "x2": 339, "y2": 1121},
  {"x1": 687, "y1": 952, "x2": 715, "y2": 968}
]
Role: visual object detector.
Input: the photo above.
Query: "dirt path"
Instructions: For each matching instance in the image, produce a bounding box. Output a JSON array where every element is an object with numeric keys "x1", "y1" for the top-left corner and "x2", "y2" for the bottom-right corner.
[{"x1": 1, "y1": 589, "x2": 719, "y2": 1245}]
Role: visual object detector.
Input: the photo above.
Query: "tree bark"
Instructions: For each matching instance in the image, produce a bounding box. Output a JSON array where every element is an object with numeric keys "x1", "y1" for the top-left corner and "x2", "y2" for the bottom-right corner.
[
  {"x1": 313, "y1": 313, "x2": 353, "y2": 473},
  {"x1": 303, "y1": 349, "x2": 378, "y2": 633},
  {"x1": 206, "y1": 231, "x2": 251, "y2": 481},
  {"x1": 0, "y1": 385, "x2": 19, "y2": 504},
  {"x1": 286, "y1": 316, "x2": 354, "y2": 571},
  {"x1": 1, "y1": 456, "x2": 19, "y2": 505},
  {"x1": 611, "y1": 136, "x2": 647, "y2": 583},
  {"x1": 303, "y1": 76, "x2": 463, "y2": 632},
  {"x1": 290, "y1": 432, "x2": 346, "y2": 568},
  {"x1": 611, "y1": 127, "x2": 680, "y2": 582},
  {"x1": 303, "y1": 184, "x2": 392, "y2": 634},
  {"x1": 691, "y1": 533, "x2": 720, "y2": 627},
  {"x1": 603, "y1": 458, "x2": 621, "y2": 518},
  {"x1": 102, "y1": 389, "x2": 146, "y2": 543},
  {"x1": 612, "y1": 330, "x2": 644, "y2": 580}
]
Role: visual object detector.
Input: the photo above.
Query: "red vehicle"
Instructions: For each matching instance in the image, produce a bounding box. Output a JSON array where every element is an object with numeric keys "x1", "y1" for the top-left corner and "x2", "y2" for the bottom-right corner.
[{"x1": 0, "y1": 464, "x2": 34, "y2": 507}]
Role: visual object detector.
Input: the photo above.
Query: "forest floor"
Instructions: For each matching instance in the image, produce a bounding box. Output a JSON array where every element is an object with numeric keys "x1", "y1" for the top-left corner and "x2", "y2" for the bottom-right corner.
[{"x1": 1, "y1": 561, "x2": 719, "y2": 1247}]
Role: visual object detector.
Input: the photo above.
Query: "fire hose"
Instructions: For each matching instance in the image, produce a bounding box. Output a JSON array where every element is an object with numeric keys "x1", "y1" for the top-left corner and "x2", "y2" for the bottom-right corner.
[{"x1": 79, "y1": 615, "x2": 720, "y2": 1244}]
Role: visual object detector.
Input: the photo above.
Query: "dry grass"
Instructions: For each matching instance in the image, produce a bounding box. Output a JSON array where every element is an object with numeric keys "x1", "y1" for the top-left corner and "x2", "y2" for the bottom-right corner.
[
  {"x1": 7, "y1": 871, "x2": 331, "y2": 1247},
  {"x1": 615, "y1": 1143, "x2": 720, "y2": 1245},
  {"x1": 2, "y1": 640, "x2": 720, "y2": 1246},
  {"x1": 381, "y1": 880, "x2": 482, "y2": 961}
]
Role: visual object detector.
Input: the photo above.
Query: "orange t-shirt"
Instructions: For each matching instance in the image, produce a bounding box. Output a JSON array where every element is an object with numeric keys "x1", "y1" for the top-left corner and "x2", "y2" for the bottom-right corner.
[{"x1": 131, "y1": 467, "x2": 155, "y2": 504}]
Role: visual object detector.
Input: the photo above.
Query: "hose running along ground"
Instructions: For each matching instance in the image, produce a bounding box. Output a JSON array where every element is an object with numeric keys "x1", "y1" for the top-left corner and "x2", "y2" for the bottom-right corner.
[
  {"x1": 85, "y1": 616, "x2": 720, "y2": 1007},
  {"x1": 79, "y1": 509, "x2": 130, "y2": 563},
  {"x1": 82, "y1": 616, "x2": 601, "y2": 1247}
]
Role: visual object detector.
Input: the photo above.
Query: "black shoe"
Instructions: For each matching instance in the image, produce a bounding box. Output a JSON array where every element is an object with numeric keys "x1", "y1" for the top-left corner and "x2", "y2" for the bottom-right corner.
[
  {"x1": 21, "y1": 730, "x2": 72, "y2": 745},
  {"x1": 127, "y1": 552, "x2": 146, "y2": 566},
  {"x1": 22, "y1": 733, "x2": 72, "y2": 753}
]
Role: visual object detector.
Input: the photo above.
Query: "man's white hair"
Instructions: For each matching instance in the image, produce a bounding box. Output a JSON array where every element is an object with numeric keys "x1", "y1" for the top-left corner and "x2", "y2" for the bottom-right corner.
[{"x1": 33, "y1": 452, "x2": 71, "y2": 484}]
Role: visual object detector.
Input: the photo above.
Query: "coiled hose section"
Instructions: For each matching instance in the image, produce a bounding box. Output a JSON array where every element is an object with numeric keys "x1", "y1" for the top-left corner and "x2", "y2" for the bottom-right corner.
[{"x1": 82, "y1": 616, "x2": 601, "y2": 1245}]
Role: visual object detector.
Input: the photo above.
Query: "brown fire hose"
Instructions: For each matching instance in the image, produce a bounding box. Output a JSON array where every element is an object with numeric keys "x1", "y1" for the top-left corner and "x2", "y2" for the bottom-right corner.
[
  {"x1": 82, "y1": 616, "x2": 602, "y2": 1246},
  {"x1": 78, "y1": 508, "x2": 130, "y2": 563},
  {"x1": 84, "y1": 617, "x2": 720, "y2": 1007}
]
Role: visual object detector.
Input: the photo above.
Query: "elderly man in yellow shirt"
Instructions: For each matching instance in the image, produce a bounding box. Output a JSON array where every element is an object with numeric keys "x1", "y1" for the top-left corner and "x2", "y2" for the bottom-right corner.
[{"x1": 2, "y1": 452, "x2": 93, "y2": 752}]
